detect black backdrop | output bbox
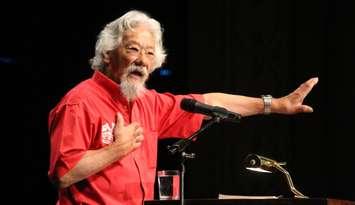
[12,0,355,204]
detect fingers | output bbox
[304,77,318,89]
[294,77,319,99]
[115,112,124,130]
[135,126,144,137]
[305,77,319,91]
[129,128,144,150]
[133,134,144,148]
[120,120,144,148]
[133,126,144,144]
[298,105,314,113]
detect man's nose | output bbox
[134,52,151,68]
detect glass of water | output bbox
[157,170,180,200]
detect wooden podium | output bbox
[145,198,355,205]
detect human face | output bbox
[105,24,156,84]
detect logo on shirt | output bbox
[101,122,115,144]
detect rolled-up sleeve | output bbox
[154,93,205,139]
[48,103,92,181]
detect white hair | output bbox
[90,10,167,70]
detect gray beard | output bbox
[120,79,146,101]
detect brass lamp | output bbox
[244,154,308,198]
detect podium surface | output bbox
[145,198,355,205]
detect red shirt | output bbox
[48,71,204,205]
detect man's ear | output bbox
[102,51,111,64]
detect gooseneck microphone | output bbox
[180,98,242,122]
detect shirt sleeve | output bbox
[48,102,93,181]
[154,92,205,139]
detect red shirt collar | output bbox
[92,70,129,104]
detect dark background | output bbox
[10,0,354,204]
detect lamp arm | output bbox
[273,163,308,198]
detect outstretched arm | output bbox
[203,77,318,117]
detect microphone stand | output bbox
[167,116,222,205]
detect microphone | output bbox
[180,98,242,122]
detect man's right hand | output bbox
[56,112,144,188]
[112,112,144,155]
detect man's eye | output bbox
[147,51,155,56]
[127,47,139,52]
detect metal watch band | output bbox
[261,95,272,114]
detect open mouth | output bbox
[126,65,148,82]
[127,69,147,81]
[130,70,144,77]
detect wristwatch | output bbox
[261,95,272,115]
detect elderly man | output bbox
[48,10,318,205]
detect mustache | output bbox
[127,65,148,77]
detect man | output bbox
[48,10,318,205]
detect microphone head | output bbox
[180,98,197,112]
[180,98,242,122]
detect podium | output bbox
[144,198,355,205]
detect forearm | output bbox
[203,92,280,117]
[58,141,131,188]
